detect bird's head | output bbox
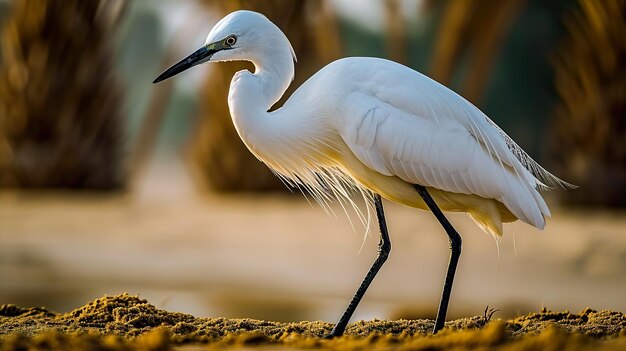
[153,10,296,84]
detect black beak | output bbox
[153,45,216,84]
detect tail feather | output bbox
[500,179,547,230]
[468,201,503,238]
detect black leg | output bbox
[414,184,462,334]
[325,194,391,338]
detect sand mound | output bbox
[1,293,625,350]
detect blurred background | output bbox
[0,0,625,323]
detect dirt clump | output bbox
[1,293,625,350]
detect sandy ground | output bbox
[1,159,626,326]
[1,294,625,350]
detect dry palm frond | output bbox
[385,0,408,65]
[190,0,342,192]
[0,0,125,189]
[430,0,526,104]
[550,0,626,207]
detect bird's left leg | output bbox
[325,193,391,338]
[414,184,462,334]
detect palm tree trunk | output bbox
[0,0,126,190]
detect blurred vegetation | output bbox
[425,0,577,158]
[0,0,623,207]
[384,0,408,65]
[429,0,527,104]
[190,0,342,192]
[0,0,126,189]
[550,0,626,207]
[116,3,167,185]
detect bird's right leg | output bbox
[414,184,462,334]
[324,193,391,338]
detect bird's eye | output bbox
[225,35,237,46]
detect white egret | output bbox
[153,10,574,336]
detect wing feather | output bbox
[337,59,558,228]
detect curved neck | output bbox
[229,44,295,113]
[226,43,297,162]
[224,44,337,180]
[252,54,294,111]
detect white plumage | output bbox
[153,10,574,336]
[217,11,573,238]
[325,57,564,235]
[155,10,573,237]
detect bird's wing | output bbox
[338,58,573,190]
[338,59,551,228]
[341,91,512,198]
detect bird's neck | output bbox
[228,48,294,113]
[226,48,298,164]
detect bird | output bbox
[153,10,574,337]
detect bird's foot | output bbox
[322,327,344,339]
[432,319,445,334]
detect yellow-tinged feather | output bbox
[337,150,515,238]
